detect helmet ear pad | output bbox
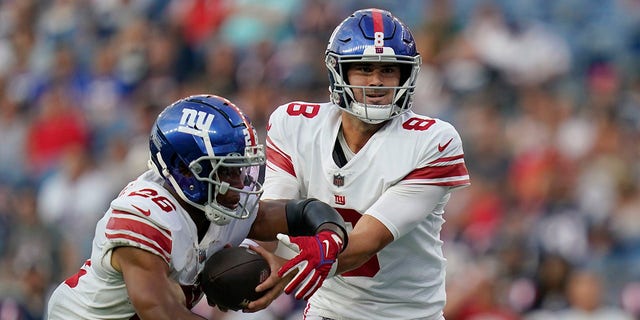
[327,63,352,109]
[168,161,208,205]
[327,68,346,109]
[397,64,416,109]
[151,137,210,206]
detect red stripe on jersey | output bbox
[428,154,465,164]
[433,179,471,187]
[372,9,384,34]
[266,145,296,177]
[106,214,172,256]
[266,136,291,160]
[111,210,172,235]
[265,162,278,172]
[403,163,469,183]
[106,232,171,263]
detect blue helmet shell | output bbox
[149,94,264,224]
[327,9,418,57]
[325,9,422,123]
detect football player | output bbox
[46,95,348,320]
[263,8,470,320]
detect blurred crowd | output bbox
[0,0,639,319]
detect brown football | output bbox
[199,246,270,311]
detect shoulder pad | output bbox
[110,181,184,232]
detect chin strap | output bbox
[205,205,231,225]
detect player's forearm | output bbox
[284,199,348,248]
[250,199,349,248]
[334,235,378,274]
[335,215,393,275]
[135,308,207,320]
[248,199,289,240]
[129,277,205,320]
[133,298,206,320]
[335,248,374,274]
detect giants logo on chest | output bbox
[198,249,207,263]
[332,173,346,205]
[333,173,347,206]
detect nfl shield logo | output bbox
[333,174,344,187]
[198,249,207,263]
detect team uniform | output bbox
[47,170,258,320]
[264,102,470,319]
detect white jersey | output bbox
[47,170,257,320]
[264,102,470,320]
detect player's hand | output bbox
[243,244,290,312]
[276,231,343,300]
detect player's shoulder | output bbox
[267,101,338,144]
[393,112,459,139]
[109,170,185,230]
[390,111,464,157]
[269,101,336,124]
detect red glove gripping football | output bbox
[277,230,343,300]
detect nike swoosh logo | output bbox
[132,205,151,216]
[438,138,454,152]
[331,234,343,247]
[322,239,331,257]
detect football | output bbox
[199,246,271,311]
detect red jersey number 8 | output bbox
[286,103,320,118]
[402,117,435,131]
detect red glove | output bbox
[276,230,343,300]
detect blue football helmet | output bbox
[326,8,422,124]
[148,94,265,225]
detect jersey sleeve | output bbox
[104,194,175,264]
[401,121,470,189]
[263,104,302,199]
[369,119,470,238]
[367,184,449,239]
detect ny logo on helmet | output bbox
[178,108,215,135]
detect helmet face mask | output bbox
[149,95,266,225]
[326,8,422,124]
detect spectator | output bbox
[36,144,117,263]
[556,269,634,320]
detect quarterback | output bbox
[46,95,348,319]
[265,9,470,320]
